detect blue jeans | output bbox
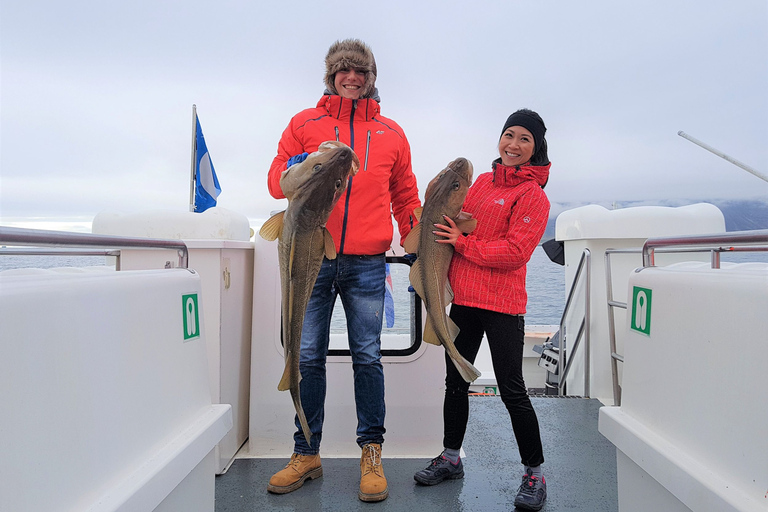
[293,253,387,454]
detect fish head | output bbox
[423,157,474,215]
[280,141,360,201]
[283,142,360,216]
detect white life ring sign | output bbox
[631,286,652,336]
[182,293,200,341]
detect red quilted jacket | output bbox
[449,161,551,315]
[267,95,421,255]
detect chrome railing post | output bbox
[0,227,190,269]
[557,248,591,396]
[584,249,591,397]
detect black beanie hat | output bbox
[500,109,547,153]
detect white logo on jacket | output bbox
[494,198,505,206]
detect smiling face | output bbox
[498,126,535,167]
[334,68,366,99]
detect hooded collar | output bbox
[491,159,551,189]
[318,94,380,122]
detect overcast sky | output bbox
[2,0,767,229]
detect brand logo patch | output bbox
[494,198,505,206]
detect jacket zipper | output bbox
[364,130,371,171]
[334,126,339,142]
[338,100,357,255]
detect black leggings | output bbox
[442,304,545,467]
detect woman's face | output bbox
[498,126,535,167]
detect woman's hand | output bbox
[433,215,462,246]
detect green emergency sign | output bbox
[182,293,200,340]
[630,286,652,336]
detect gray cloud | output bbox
[2,0,766,226]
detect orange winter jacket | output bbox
[268,95,421,255]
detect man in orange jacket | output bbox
[266,38,421,503]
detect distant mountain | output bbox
[714,200,768,232]
[541,198,768,242]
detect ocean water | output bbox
[0,254,109,272]
[331,246,566,333]
[4,246,764,330]
[0,246,567,327]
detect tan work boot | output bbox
[267,453,322,494]
[359,443,388,502]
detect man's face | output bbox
[334,69,366,99]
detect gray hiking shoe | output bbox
[513,468,547,511]
[413,455,464,485]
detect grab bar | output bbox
[557,248,591,396]
[642,229,768,267]
[0,226,189,269]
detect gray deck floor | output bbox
[215,396,617,511]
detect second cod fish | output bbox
[403,157,481,383]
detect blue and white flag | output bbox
[194,116,221,212]
[384,263,395,328]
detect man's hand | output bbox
[403,253,417,265]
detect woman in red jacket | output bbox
[413,109,550,512]
[266,39,421,503]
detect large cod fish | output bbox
[259,141,359,445]
[403,158,482,383]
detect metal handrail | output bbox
[0,226,189,269]
[605,229,768,406]
[557,248,591,396]
[604,248,640,406]
[642,229,768,267]
[0,248,122,257]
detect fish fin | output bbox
[444,317,482,381]
[447,315,460,340]
[454,218,477,234]
[408,263,425,298]
[323,228,337,259]
[444,280,454,305]
[277,359,291,391]
[259,211,285,241]
[403,223,421,254]
[413,206,423,221]
[451,354,483,383]
[422,319,442,346]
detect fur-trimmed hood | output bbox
[324,39,377,99]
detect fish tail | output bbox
[290,385,312,446]
[277,363,291,391]
[451,354,482,383]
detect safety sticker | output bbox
[182,293,200,341]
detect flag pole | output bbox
[189,104,198,211]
